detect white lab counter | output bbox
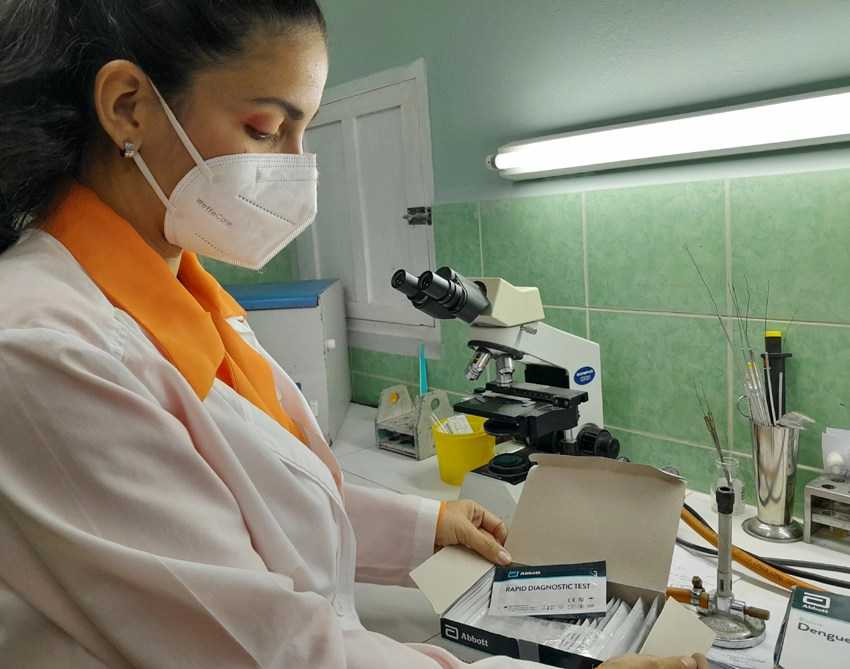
[332,403,850,663]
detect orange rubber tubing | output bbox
[666,587,710,609]
[680,507,826,592]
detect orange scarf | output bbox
[47,184,306,445]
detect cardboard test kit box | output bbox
[412,455,716,668]
[775,586,850,669]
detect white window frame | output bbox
[300,58,441,357]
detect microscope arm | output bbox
[468,322,605,430]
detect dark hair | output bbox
[0,0,326,253]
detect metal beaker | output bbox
[742,422,804,542]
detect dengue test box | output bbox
[412,455,716,668]
[775,586,850,669]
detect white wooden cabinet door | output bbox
[296,63,437,337]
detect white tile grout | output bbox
[538,305,850,329]
[726,320,735,454]
[797,463,825,473]
[725,179,733,313]
[477,200,492,383]
[605,424,824,473]
[581,306,718,319]
[582,191,591,339]
[725,179,735,455]
[608,425,722,451]
[477,201,484,277]
[351,371,415,385]
[762,318,850,329]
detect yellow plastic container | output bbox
[433,416,495,486]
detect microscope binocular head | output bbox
[391,266,490,324]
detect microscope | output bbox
[393,266,619,524]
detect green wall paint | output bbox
[350,168,850,514]
[319,0,850,203]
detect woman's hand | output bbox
[434,499,511,565]
[600,653,710,669]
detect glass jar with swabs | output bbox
[710,457,746,515]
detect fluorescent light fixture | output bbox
[488,87,850,180]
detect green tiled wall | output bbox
[482,195,586,307]
[350,169,850,514]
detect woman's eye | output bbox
[246,126,278,143]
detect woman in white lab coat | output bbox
[0,2,707,668]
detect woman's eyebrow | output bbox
[250,97,320,121]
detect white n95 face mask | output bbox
[132,85,318,271]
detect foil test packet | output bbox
[489,561,607,618]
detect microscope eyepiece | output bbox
[417,267,490,324]
[391,268,455,320]
[418,270,453,302]
[391,270,421,298]
[392,266,490,324]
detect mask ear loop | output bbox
[132,151,179,214]
[130,80,221,213]
[133,81,218,183]
[148,83,218,183]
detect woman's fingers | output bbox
[691,654,710,669]
[476,506,508,545]
[460,522,511,565]
[435,500,511,564]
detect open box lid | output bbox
[412,455,687,615]
[506,455,687,592]
[411,455,715,658]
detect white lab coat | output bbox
[0,231,541,668]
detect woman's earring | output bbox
[120,141,136,159]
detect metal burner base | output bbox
[700,612,767,649]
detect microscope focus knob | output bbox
[573,424,620,459]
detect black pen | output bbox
[763,331,791,418]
